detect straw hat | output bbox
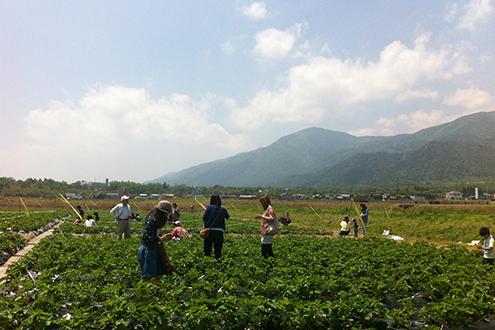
[156,200,173,214]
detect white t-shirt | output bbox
[340,220,349,231]
[483,235,495,259]
[84,219,96,227]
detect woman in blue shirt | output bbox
[203,194,230,259]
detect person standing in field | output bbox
[477,227,495,265]
[202,194,230,259]
[256,195,276,258]
[352,218,359,238]
[137,200,174,280]
[172,203,181,224]
[76,205,85,219]
[360,203,369,236]
[110,195,132,240]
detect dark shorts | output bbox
[483,258,495,265]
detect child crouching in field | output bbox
[339,217,350,236]
[477,227,495,265]
[352,218,359,238]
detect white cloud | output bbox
[349,127,395,137]
[221,41,235,55]
[234,34,470,130]
[443,87,494,110]
[458,0,495,31]
[480,53,494,62]
[20,85,251,181]
[253,23,306,59]
[377,109,447,134]
[444,3,459,22]
[243,2,268,20]
[395,89,439,102]
[353,88,495,136]
[351,109,453,136]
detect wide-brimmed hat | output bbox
[156,200,173,214]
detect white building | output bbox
[445,191,463,200]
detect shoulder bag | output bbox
[265,219,280,235]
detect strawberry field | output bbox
[1,234,495,329]
[1,201,495,329]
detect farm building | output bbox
[65,192,83,200]
[410,196,427,202]
[238,194,257,200]
[445,191,463,200]
[221,194,238,199]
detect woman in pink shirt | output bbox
[255,195,276,258]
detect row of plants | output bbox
[0,211,68,233]
[0,231,26,265]
[1,234,494,329]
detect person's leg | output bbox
[117,220,126,240]
[124,220,131,239]
[261,244,268,258]
[204,234,213,256]
[213,232,224,259]
[268,244,274,257]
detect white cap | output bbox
[174,221,180,226]
[121,195,130,201]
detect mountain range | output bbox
[150,111,495,187]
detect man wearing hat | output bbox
[110,195,133,240]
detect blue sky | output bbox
[1,0,494,182]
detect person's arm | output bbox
[202,208,210,226]
[110,204,118,217]
[111,204,123,219]
[256,207,275,221]
[255,213,271,220]
[224,208,230,220]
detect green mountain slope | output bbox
[150,111,495,187]
[295,141,495,186]
[153,128,367,186]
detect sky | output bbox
[0,0,494,183]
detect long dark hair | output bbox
[259,195,271,210]
[210,194,222,206]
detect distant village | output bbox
[65,186,495,204]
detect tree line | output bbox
[0,176,494,199]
